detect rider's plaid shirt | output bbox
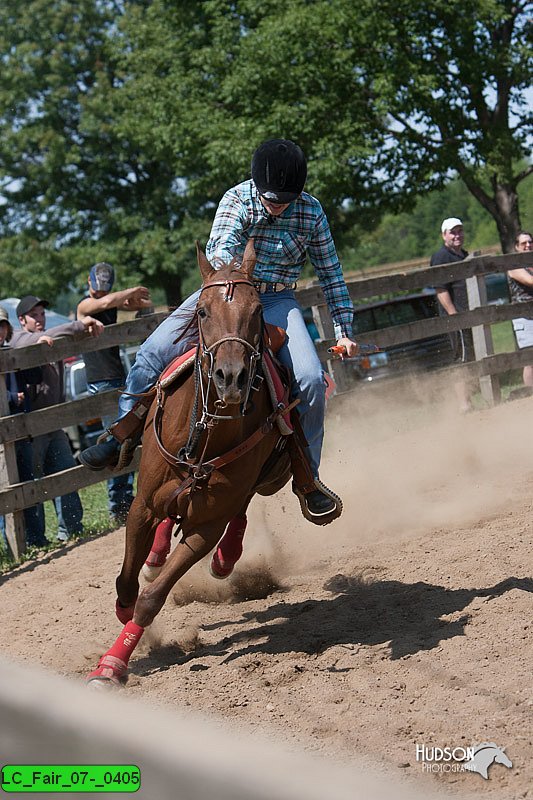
[206,180,354,339]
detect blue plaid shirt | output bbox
[206,180,354,339]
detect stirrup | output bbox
[292,478,343,526]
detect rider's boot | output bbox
[287,422,342,526]
[78,398,152,471]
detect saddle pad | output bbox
[159,347,197,389]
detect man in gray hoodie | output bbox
[11,295,103,542]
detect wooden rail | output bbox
[2,250,533,559]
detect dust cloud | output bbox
[245,371,532,580]
[153,371,532,603]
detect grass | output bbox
[489,320,523,400]
[0,478,127,572]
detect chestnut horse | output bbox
[87,240,293,687]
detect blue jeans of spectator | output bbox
[116,289,325,476]
[88,379,134,518]
[0,438,46,550]
[32,429,83,540]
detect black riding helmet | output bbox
[251,139,307,203]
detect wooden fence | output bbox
[1,250,533,559]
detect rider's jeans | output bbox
[117,289,325,476]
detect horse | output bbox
[87,240,295,687]
[464,743,513,779]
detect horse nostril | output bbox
[215,368,225,384]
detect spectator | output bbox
[507,231,533,387]
[76,263,152,524]
[431,217,474,413]
[11,295,103,542]
[0,305,47,549]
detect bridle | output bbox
[154,275,266,469]
[152,273,297,521]
[195,277,263,423]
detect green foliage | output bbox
[0,0,530,309]
[0,480,123,571]
[340,173,532,271]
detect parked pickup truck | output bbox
[349,290,456,383]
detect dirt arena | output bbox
[0,375,531,799]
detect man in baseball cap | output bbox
[430,216,473,413]
[16,295,50,318]
[11,294,103,543]
[89,262,115,294]
[77,264,152,524]
[441,217,463,234]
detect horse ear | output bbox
[240,238,256,280]
[196,241,216,283]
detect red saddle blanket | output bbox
[158,346,293,434]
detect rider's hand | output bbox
[123,287,152,311]
[336,337,359,358]
[81,317,105,337]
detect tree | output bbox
[357,0,532,252]
[0,0,205,306]
[117,0,531,252]
[0,0,530,310]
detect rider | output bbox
[78,139,358,518]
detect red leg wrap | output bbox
[86,621,144,685]
[145,517,174,568]
[210,516,247,579]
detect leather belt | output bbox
[254,281,297,293]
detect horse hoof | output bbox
[142,563,162,583]
[115,599,136,624]
[86,655,127,688]
[209,552,235,580]
[86,676,121,691]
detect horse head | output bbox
[196,239,263,406]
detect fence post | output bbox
[311,304,350,393]
[0,374,26,560]
[466,269,501,405]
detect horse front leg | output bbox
[115,496,158,624]
[86,521,224,689]
[133,522,225,626]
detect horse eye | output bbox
[197,307,207,319]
